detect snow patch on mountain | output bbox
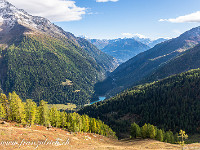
[0,16,3,22]
[0,0,65,37]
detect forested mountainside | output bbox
[79,69,200,138]
[0,0,118,105]
[95,26,200,98]
[143,43,200,84]
[77,37,118,74]
[101,38,150,63]
[0,34,103,105]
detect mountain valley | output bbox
[95,26,200,98]
[88,37,167,63]
[0,0,200,149]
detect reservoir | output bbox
[90,96,106,105]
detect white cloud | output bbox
[121,33,133,38]
[132,33,147,39]
[121,33,148,39]
[96,0,119,2]
[159,11,200,23]
[8,0,86,22]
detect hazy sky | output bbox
[10,0,200,40]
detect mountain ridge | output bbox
[0,0,118,105]
[88,37,168,50]
[95,26,200,98]
[101,38,150,63]
[143,43,200,83]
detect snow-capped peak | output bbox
[0,0,9,8]
[132,33,148,39]
[0,0,65,36]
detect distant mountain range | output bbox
[0,0,118,104]
[132,36,168,48]
[87,39,112,50]
[88,37,167,63]
[101,38,150,63]
[95,26,200,97]
[87,39,114,50]
[88,37,168,50]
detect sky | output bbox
[9,0,200,40]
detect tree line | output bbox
[131,122,180,144]
[0,92,116,138]
[79,69,200,138]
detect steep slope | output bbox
[79,69,200,137]
[77,37,118,75]
[1,34,103,105]
[95,26,200,97]
[144,43,200,83]
[101,38,150,63]
[0,0,118,74]
[0,0,118,105]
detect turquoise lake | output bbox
[90,96,106,104]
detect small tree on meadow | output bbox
[131,122,141,138]
[178,130,188,150]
